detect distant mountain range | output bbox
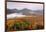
[7,8,43,15]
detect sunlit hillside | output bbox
[6,15,44,31]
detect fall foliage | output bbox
[6,15,44,31]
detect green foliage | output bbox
[7,18,32,31]
[14,20,31,30]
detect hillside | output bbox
[7,8,43,15]
[6,15,44,31]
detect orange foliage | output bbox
[6,15,44,30]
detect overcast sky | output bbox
[7,2,43,10]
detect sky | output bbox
[7,2,43,10]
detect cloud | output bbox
[7,2,43,10]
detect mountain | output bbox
[33,10,43,15]
[7,9,18,14]
[7,8,43,15]
[7,8,32,15]
[19,8,32,15]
